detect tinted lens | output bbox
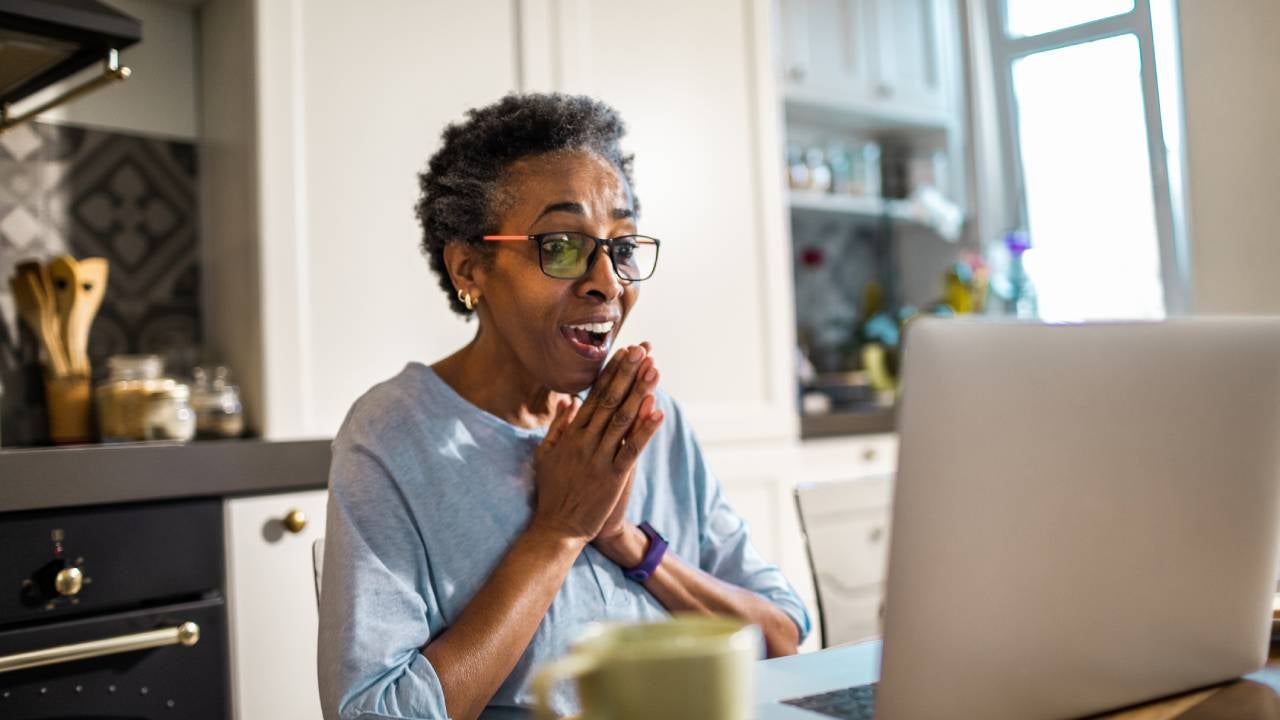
[539,232,592,278]
[611,236,659,280]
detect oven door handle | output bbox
[0,621,200,674]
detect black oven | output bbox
[0,498,229,718]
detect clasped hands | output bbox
[531,342,663,556]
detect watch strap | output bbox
[623,521,668,582]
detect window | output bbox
[1004,0,1134,38]
[986,0,1188,321]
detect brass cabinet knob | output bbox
[55,566,83,596]
[282,509,307,534]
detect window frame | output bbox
[984,0,1191,316]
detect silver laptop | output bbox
[758,318,1280,719]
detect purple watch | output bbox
[622,521,668,582]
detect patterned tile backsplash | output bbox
[0,121,201,446]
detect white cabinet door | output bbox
[774,0,959,123]
[872,0,952,116]
[204,0,520,440]
[225,490,328,720]
[778,0,877,105]
[520,0,798,445]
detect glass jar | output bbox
[96,355,189,442]
[804,146,833,193]
[191,366,245,439]
[144,384,196,442]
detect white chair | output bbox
[312,536,325,606]
[794,475,893,647]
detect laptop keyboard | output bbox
[781,683,877,719]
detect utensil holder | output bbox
[46,375,93,444]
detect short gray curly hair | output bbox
[415,93,639,317]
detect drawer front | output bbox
[0,499,223,626]
[796,434,899,482]
[846,436,897,478]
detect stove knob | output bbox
[55,566,83,596]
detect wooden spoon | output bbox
[10,270,69,377]
[47,255,83,375]
[68,258,108,375]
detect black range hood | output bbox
[0,0,141,119]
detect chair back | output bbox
[312,536,325,606]
[794,475,892,647]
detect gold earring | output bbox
[458,288,476,311]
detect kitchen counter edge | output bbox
[0,439,332,513]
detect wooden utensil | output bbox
[21,261,65,368]
[65,257,108,375]
[10,266,70,377]
[47,255,83,374]
[26,261,71,375]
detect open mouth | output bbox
[560,319,615,361]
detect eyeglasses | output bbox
[483,231,661,282]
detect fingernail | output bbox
[628,346,644,362]
[652,410,665,423]
[644,367,657,382]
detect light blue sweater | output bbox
[318,363,810,719]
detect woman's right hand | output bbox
[531,344,663,542]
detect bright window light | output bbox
[1005,0,1134,38]
[1012,33,1166,321]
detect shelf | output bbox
[801,406,897,439]
[787,190,964,241]
[783,93,956,137]
[787,191,912,221]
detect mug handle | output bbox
[532,652,599,720]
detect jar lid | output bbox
[107,354,164,380]
[148,382,190,401]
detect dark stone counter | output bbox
[0,439,331,513]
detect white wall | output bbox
[1178,0,1280,314]
[28,0,200,139]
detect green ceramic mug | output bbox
[532,615,760,720]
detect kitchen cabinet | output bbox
[196,0,886,672]
[777,0,960,126]
[777,0,878,107]
[224,489,328,720]
[201,0,520,442]
[873,0,954,118]
[201,0,797,446]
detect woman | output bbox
[318,93,810,720]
